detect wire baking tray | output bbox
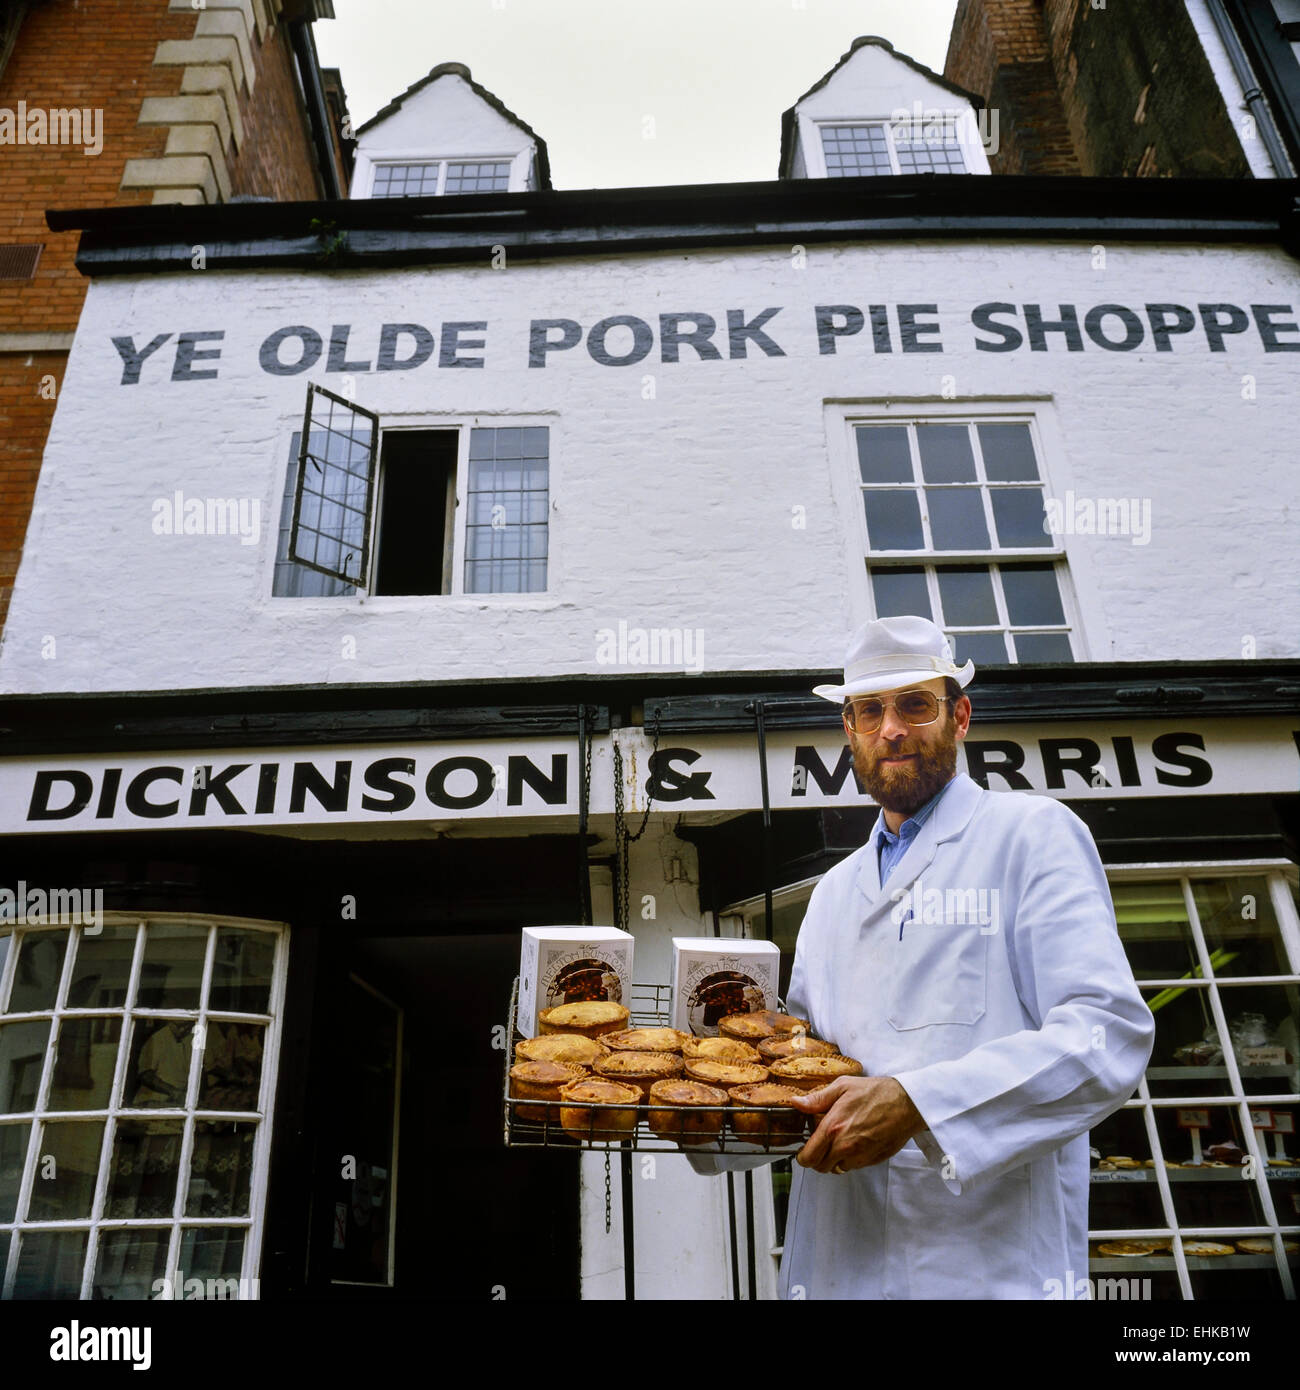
[502,977,810,1152]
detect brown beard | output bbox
[850,711,959,817]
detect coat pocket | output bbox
[886,920,990,1030]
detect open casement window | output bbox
[287,384,380,589]
[277,386,550,598]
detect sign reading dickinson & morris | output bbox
[1,720,1295,833]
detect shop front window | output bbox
[0,915,285,1300]
[1092,864,1300,1300]
[732,860,1300,1297]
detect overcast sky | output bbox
[314,0,961,190]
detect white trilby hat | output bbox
[813,615,975,702]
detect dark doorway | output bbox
[307,927,581,1301]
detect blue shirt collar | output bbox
[876,774,958,848]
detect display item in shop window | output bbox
[687,615,1156,1300]
[131,1020,193,1106]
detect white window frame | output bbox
[358,152,523,199]
[805,111,990,178]
[825,400,1100,663]
[0,912,289,1301]
[725,859,1300,1299]
[266,408,559,606]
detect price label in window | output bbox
[1249,1109,1274,1130]
[1177,1108,1210,1129]
[1272,1112,1294,1136]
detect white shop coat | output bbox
[694,773,1154,1300]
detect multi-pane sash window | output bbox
[0,916,285,1300]
[277,385,549,597]
[855,419,1074,664]
[821,122,967,176]
[370,160,510,198]
[465,427,549,593]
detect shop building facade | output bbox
[0,37,1298,1300]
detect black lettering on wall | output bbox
[377,323,435,371]
[727,307,785,358]
[1083,305,1143,352]
[289,760,352,813]
[361,758,417,812]
[971,303,1022,353]
[791,746,859,797]
[963,740,1031,789]
[188,764,250,815]
[814,305,863,356]
[659,313,722,363]
[259,325,323,376]
[528,319,582,367]
[1040,738,1104,789]
[426,757,494,809]
[28,770,93,821]
[897,304,942,353]
[171,330,224,382]
[125,767,183,818]
[508,753,568,806]
[1152,733,1212,787]
[111,333,172,385]
[439,322,487,369]
[587,315,654,367]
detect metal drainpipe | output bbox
[1205,0,1296,177]
[289,18,344,201]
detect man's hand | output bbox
[790,1076,927,1174]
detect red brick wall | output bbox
[228,16,322,201]
[0,0,335,636]
[945,0,1250,177]
[944,0,1080,174]
[0,0,194,337]
[0,351,63,629]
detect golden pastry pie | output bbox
[515,1033,608,1067]
[1182,1241,1234,1257]
[537,1000,629,1038]
[728,1082,807,1143]
[683,1059,769,1092]
[594,1049,683,1101]
[767,1055,864,1092]
[1096,1161,1117,1171]
[601,1027,689,1054]
[1096,1240,1161,1257]
[509,1059,588,1124]
[647,1080,729,1144]
[1107,1157,1142,1171]
[558,1077,641,1140]
[1235,1237,1298,1254]
[757,1034,840,1063]
[718,1010,811,1041]
[681,1036,762,1066]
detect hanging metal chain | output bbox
[578,705,595,925]
[612,711,660,932]
[604,1149,612,1234]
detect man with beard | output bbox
[687,615,1153,1299]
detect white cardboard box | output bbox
[517,926,634,1038]
[671,937,781,1036]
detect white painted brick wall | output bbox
[2,238,1297,695]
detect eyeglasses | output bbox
[844,690,955,733]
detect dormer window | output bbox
[370,159,512,197]
[821,121,967,176]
